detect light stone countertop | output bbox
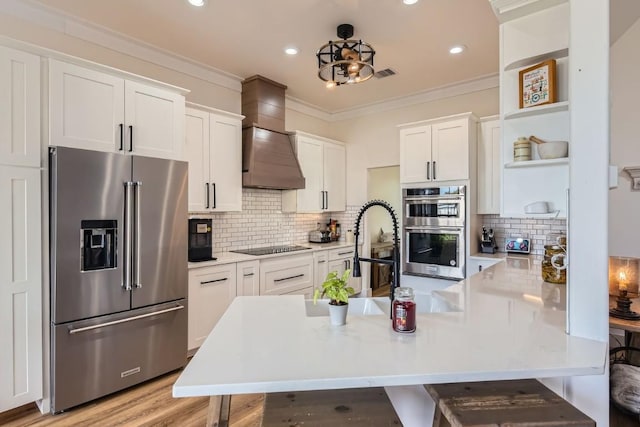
[174,258,606,397]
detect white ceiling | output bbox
[31,0,500,113]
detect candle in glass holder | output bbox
[619,271,628,292]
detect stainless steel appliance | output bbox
[308,229,331,243]
[403,186,466,279]
[189,218,216,262]
[49,146,188,413]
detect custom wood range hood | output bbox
[241,75,305,190]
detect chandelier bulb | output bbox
[326,81,336,89]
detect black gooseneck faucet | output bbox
[351,200,400,318]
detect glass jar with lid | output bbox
[541,232,567,284]
[393,287,416,333]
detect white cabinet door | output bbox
[431,119,469,182]
[313,250,329,294]
[260,254,314,296]
[400,125,431,183]
[323,142,346,212]
[209,113,242,211]
[188,264,237,351]
[327,247,361,295]
[477,119,501,214]
[295,136,324,212]
[185,108,210,212]
[237,260,260,296]
[124,81,185,160]
[49,60,125,153]
[0,47,40,167]
[0,166,42,411]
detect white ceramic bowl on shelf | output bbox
[537,141,568,159]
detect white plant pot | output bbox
[328,303,348,326]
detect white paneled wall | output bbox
[480,215,566,256]
[193,188,360,253]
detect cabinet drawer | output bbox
[260,254,313,296]
[328,246,355,261]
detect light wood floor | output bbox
[0,370,264,427]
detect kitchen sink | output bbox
[372,292,460,314]
[304,293,459,317]
[304,298,385,317]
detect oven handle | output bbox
[404,195,463,202]
[405,226,464,232]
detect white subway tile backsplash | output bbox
[192,188,360,253]
[480,214,566,256]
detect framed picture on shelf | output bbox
[519,59,556,109]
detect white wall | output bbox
[609,16,640,257]
[367,167,401,243]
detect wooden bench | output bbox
[425,379,595,427]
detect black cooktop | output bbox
[231,245,311,256]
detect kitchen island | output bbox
[173,257,606,426]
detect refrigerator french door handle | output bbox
[67,305,185,334]
[133,181,143,289]
[123,182,135,291]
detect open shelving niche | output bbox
[499,2,570,219]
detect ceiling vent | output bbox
[374,68,397,79]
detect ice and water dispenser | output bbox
[80,220,117,271]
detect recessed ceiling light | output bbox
[449,45,466,54]
[284,47,299,55]
[188,0,206,6]
[403,0,419,4]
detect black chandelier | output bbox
[316,24,375,88]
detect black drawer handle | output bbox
[201,278,228,285]
[274,274,304,283]
[243,273,254,277]
[317,260,326,264]
[338,251,353,256]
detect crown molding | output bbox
[287,73,499,122]
[0,0,243,92]
[489,0,567,23]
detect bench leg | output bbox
[206,395,231,427]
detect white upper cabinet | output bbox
[185,105,243,212]
[399,114,475,184]
[49,59,185,160]
[282,132,346,213]
[477,117,501,214]
[0,46,40,167]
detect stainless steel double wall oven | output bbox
[403,186,466,280]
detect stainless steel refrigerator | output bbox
[49,146,188,413]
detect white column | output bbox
[567,0,609,425]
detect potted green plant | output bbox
[313,269,354,326]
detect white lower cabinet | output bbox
[237,260,260,296]
[0,165,42,411]
[313,251,329,295]
[327,247,361,295]
[259,254,314,296]
[466,257,504,277]
[188,263,237,351]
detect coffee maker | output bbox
[188,218,216,262]
[481,226,497,254]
